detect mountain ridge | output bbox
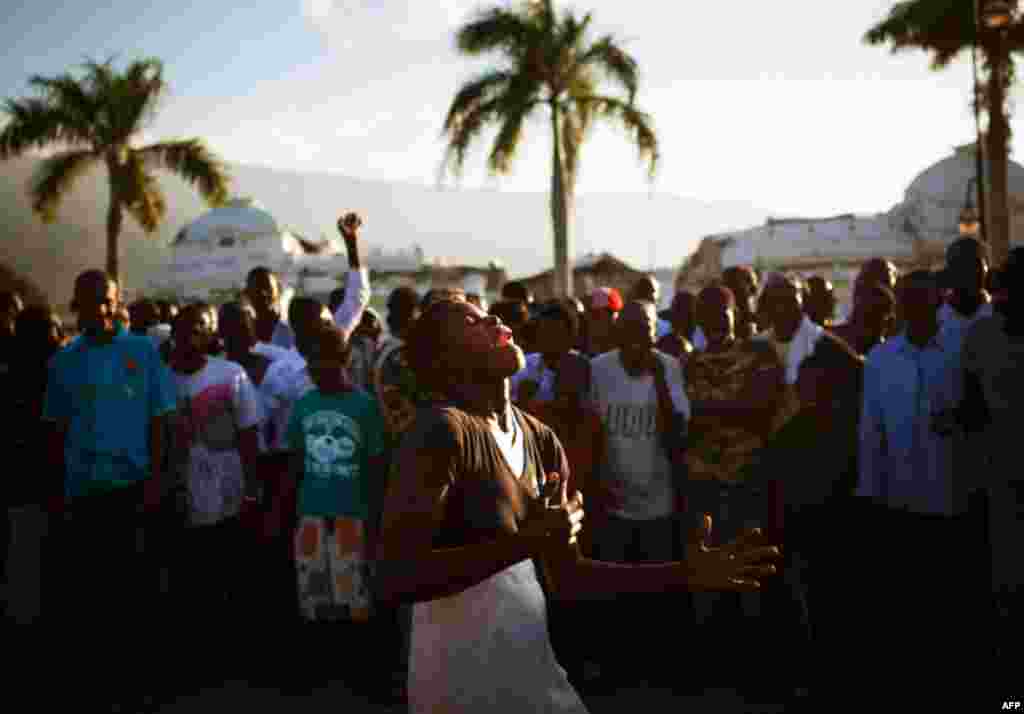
[0,156,772,308]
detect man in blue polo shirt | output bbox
[43,271,176,681]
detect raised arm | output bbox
[333,212,371,338]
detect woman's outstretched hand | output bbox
[685,514,781,591]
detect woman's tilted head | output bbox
[407,299,525,395]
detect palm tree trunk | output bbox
[550,102,573,298]
[106,198,123,287]
[986,38,1012,267]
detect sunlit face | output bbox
[172,309,213,361]
[74,278,119,336]
[441,301,524,379]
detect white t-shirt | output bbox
[260,352,315,451]
[173,358,264,526]
[589,349,690,520]
[490,408,525,479]
[754,316,825,385]
[252,341,294,363]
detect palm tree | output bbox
[866,0,1024,266]
[0,57,230,287]
[441,0,659,298]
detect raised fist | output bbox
[337,212,363,240]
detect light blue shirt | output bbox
[43,327,177,498]
[857,329,962,515]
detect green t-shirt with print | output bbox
[286,388,386,520]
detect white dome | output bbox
[902,143,1024,245]
[175,197,281,246]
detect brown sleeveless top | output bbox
[395,402,570,551]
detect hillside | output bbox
[0,156,771,307]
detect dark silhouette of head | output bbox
[306,323,352,393]
[289,296,331,358]
[856,258,898,294]
[386,286,421,339]
[0,290,24,339]
[501,281,532,304]
[328,287,347,314]
[722,267,758,313]
[128,299,161,335]
[71,270,119,337]
[630,275,660,305]
[804,276,836,327]
[617,300,658,359]
[245,266,281,318]
[940,237,989,299]
[667,290,697,337]
[896,270,941,339]
[219,299,258,357]
[533,300,579,360]
[758,273,805,342]
[14,304,63,358]
[696,283,736,349]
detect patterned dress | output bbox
[294,515,373,622]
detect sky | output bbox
[0,1,1014,224]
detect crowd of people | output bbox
[0,210,1020,711]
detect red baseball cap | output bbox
[589,287,624,312]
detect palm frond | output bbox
[443,70,515,132]
[488,104,531,175]
[114,58,166,140]
[440,97,506,182]
[27,149,98,222]
[442,66,543,181]
[573,94,659,180]
[864,0,975,69]
[575,35,639,103]
[0,98,93,158]
[120,152,167,232]
[27,72,98,143]
[456,7,540,57]
[135,138,230,205]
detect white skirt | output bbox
[408,559,589,714]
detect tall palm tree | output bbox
[866,0,1024,266]
[441,0,659,298]
[0,57,230,287]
